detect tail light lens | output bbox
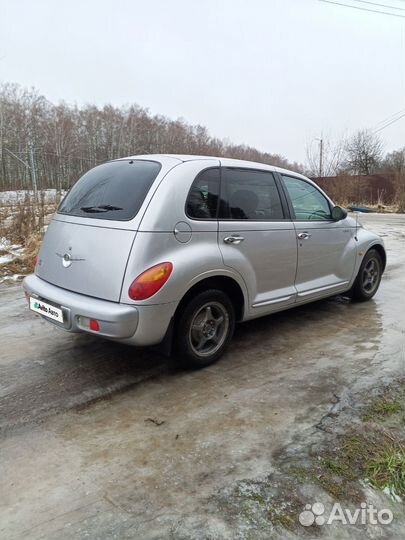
[128,262,173,300]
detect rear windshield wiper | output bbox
[80,204,123,213]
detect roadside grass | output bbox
[331,428,405,498]
[0,233,42,278]
[311,382,405,502]
[225,421,405,536]
[217,477,309,534]
[267,499,298,531]
[282,428,405,515]
[0,194,58,280]
[363,398,402,421]
[367,445,405,497]
[216,384,405,535]
[362,383,405,424]
[285,384,405,509]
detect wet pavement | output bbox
[0,214,404,539]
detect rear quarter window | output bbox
[58,160,161,221]
[186,168,220,219]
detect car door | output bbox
[280,174,357,301]
[218,166,298,315]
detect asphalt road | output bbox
[0,213,404,540]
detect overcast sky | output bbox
[0,0,404,164]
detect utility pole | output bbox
[4,147,38,201]
[319,138,323,178]
[28,142,38,200]
[314,137,324,177]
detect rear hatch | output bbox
[36,159,162,302]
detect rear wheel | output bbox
[175,289,235,369]
[350,249,383,301]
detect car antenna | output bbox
[354,211,359,241]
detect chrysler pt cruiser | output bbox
[23,155,386,368]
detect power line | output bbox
[319,0,405,17]
[351,0,405,11]
[374,108,405,127]
[373,112,405,133]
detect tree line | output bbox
[306,130,404,179]
[306,130,404,208]
[0,83,302,191]
[1,82,403,208]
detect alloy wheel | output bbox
[189,301,229,357]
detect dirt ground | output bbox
[0,214,404,540]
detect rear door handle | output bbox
[223,235,245,245]
[297,232,311,240]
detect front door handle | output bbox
[297,232,312,240]
[223,235,245,245]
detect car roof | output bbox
[118,154,309,181]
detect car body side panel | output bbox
[350,225,386,282]
[120,230,249,309]
[292,217,358,300]
[121,159,240,307]
[218,222,298,313]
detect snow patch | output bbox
[0,237,24,266]
[0,189,66,205]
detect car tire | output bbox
[174,289,235,369]
[349,249,383,302]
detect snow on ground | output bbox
[0,189,66,205]
[0,238,24,256]
[0,253,14,265]
[0,190,59,283]
[0,237,25,284]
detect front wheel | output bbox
[174,289,235,369]
[349,249,383,302]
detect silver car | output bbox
[23,155,386,368]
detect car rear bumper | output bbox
[22,274,176,346]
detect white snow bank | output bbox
[0,237,24,265]
[0,189,66,205]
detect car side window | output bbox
[186,168,220,219]
[281,175,332,221]
[219,168,284,220]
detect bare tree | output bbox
[381,147,405,174]
[306,136,346,177]
[0,83,305,191]
[344,130,383,175]
[381,147,405,211]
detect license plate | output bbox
[30,297,64,323]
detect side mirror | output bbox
[331,205,348,221]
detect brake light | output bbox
[128,262,173,300]
[34,255,38,268]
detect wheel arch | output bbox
[368,243,386,271]
[157,274,247,357]
[174,275,245,323]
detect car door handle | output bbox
[297,232,312,240]
[223,235,245,245]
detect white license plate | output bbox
[30,297,64,323]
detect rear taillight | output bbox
[34,255,38,268]
[128,262,173,300]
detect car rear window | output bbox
[58,160,161,221]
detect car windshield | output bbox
[58,160,161,221]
